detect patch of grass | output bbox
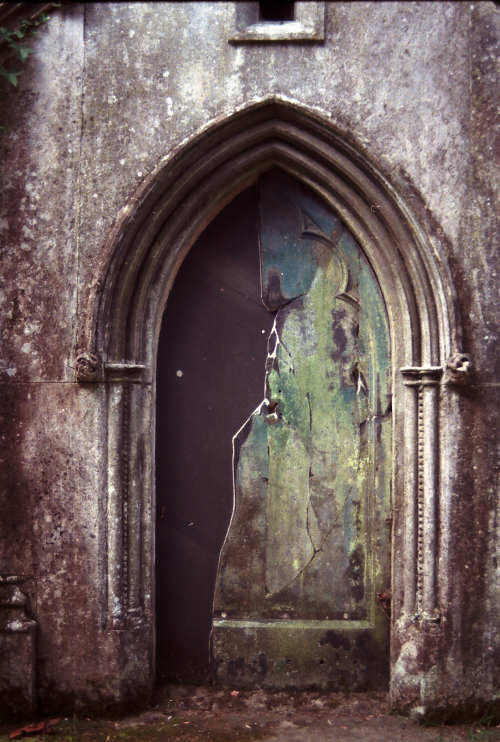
[465,705,500,741]
[0,716,268,742]
[466,729,500,742]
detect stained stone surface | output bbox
[0,0,499,718]
[213,172,391,689]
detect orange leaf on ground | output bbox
[9,718,60,739]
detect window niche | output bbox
[259,2,295,22]
[230,1,325,43]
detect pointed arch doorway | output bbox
[83,101,465,709]
[156,169,391,689]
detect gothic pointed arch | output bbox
[76,98,469,704]
[81,99,462,370]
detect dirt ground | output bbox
[2,688,500,742]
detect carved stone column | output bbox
[401,370,419,618]
[75,355,155,707]
[400,367,442,621]
[421,370,441,618]
[104,363,150,629]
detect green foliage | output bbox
[8,42,35,65]
[0,3,62,90]
[466,729,500,741]
[0,66,24,86]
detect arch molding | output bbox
[77,99,469,707]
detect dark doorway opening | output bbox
[155,171,391,689]
[155,186,276,683]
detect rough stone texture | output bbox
[433,0,500,714]
[75,1,472,314]
[1,0,500,719]
[0,578,37,718]
[0,5,83,383]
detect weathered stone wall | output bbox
[0,0,499,718]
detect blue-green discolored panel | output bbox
[213,171,391,690]
[259,171,344,311]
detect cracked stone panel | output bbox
[213,171,391,687]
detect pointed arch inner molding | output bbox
[76,100,470,685]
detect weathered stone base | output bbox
[212,620,388,691]
[0,578,37,719]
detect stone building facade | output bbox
[1,0,500,720]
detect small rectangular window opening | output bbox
[259,2,295,22]
[230,1,324,44]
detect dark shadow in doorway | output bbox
[155,186,276,683]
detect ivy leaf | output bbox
[8,42,35,63]
[16,19,37,37]
[0,66,24,87]
[0,27,14,41]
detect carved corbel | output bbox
[444,353,472,386]
[75,351,100,382]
